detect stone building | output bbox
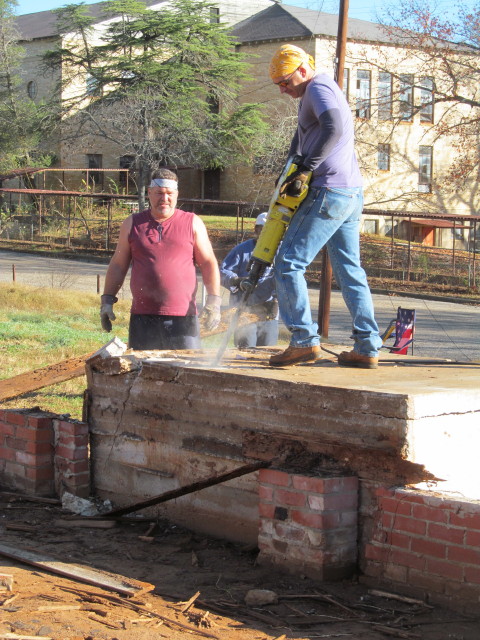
[13,1,480,228]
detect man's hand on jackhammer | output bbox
[279,166,311,197]
[200,294,222,331]
[100,294,118,332]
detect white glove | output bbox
[200,294,222,331]
[100,294,118,332]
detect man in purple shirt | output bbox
[268,44,382,369]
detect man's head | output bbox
[148,168,179,219]
[270,44,315,99]
[254,212,268,238]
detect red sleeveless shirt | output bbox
[128,208,197,315]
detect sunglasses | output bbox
[274,65,300,88]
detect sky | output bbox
[14,0,470,24]
[12,0,400,21]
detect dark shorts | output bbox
[128,314,201,350]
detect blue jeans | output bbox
[274,186,382,356]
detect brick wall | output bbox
[257,468,359,580]
[363,487,480,612]
[0,409,90,498]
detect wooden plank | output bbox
[0,337,127,402]
[0,353,94,402]
[0,543,153,597]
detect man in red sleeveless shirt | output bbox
[100,168,221,349]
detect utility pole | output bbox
[318,0,349,338]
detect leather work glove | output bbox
[229,276,243,291]
[200,294,222,331]
[279,166,311,197]
[100,294,118,332]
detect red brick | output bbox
[394,515,427,536]
[428,522,465,545]
[389,531,411,550]
[16,451,52,466]
[340,511,357,527]
[65,484,90,499]
[412,504,448,524]
[0,423,15,437]
[0,446,17,461]
[449,512,480,530]
[375,487,395,498]
[4,461,26,477]
[379,497,412,516]
[58,434,88,448]
[259,468,291,487]
[392,491,427,505]
[259,503,275,519]
[27,415,54,429]
[5,437,27,451]
[383,562,408,584]
[379,512,394,529]
[4,411,27,426]
[464,566,480,585]
[390,549,426,571]
[275,488,306,507]
[55,444,88,461]
[448,545,480,566]
[55,420,88,437]
[16,426,52,443]
[292,475,357,493]
[411,538,447,559]
[274,522,305,543]
[444,581,480,602]
[291,510,326,529]
[427,558,464,581]
[365,544,390,562]
[323,493,358,510]
[465,530,480,547]
[24,465,54,482]
[24,441,53,455]
[258,485,273,501]
[409,568,447,594]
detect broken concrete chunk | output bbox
[0,573,14,591]
[244,589,278,606]
[61,492,99,516]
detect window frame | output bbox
[356,70,371,119]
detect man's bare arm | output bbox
[192,215,220,296]
[103,216,133,296]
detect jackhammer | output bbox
[212,156,312,366]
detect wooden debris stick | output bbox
[53,518,117,529]
[179,590,201,613]
[1,594,18,607]
[368,589,434,608]
[279,593,361,618]
[35,605,83,612]
[0,352,94,402]
[6,523,37,533]
[0,492,60,505]
[0,543,153,597]
[0,635,53,640]
[99,460,270,518]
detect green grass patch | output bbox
[0,282,131,419]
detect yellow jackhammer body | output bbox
[212,157,311,366]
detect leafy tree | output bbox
[361,0,480,208]
[44,0,267,207]
[0,0,54,174]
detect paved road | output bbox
[1,250,479,362]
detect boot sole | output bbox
[338,361,378,369]
[269,355,322,367]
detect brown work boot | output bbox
[338,350,378,369]
[269,345,321,367]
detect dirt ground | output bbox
[1,494,479,640]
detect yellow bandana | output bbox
[269,44,315,80]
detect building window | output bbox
[364,218,379,234]
[356,70,371,119]
[119,155,135,189]
[378,72,392,120]
[210,7,220,23]
[399,74,414,121]
[27,80,37,100]
[378,144,390,171]
[418,146,433,192]
[420,76,434,123]
[343,68,349,101]
[86,154,103,188]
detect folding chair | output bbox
[381,307,416,355]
